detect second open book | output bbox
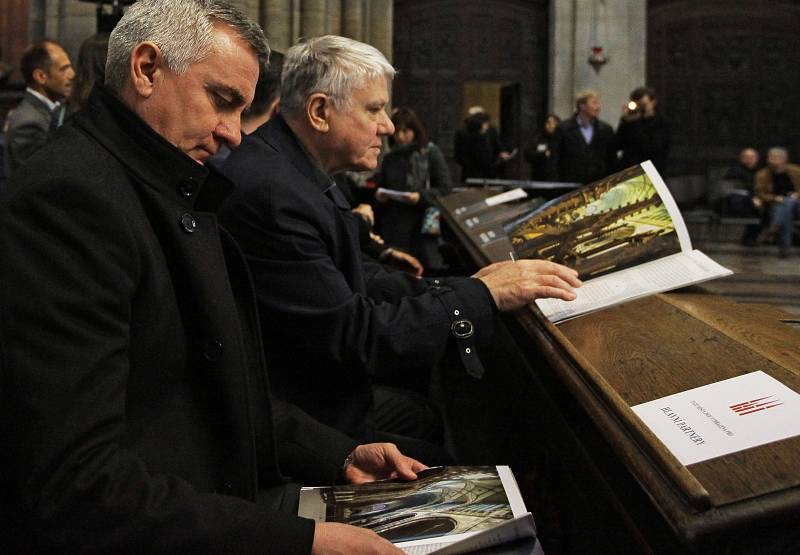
[503,161,732,323]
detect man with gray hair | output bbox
[1,2,423,553]
[218,36,580,460]
[755,147,800,257]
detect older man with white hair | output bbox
[219,36,580,461]
[1,2,425,553]
[755,147,800,257]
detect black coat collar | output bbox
[75,84,233,211]
[254,115,332,195]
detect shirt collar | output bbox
[26,87,58,111]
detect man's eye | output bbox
[214,94,234,109]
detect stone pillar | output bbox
[367,0,392,62]
[341,0,364,42]
[300,0,326,38]
[263,0,294,52]
[42,0,96,62]
[549,0,646,129]
[325,0,342,35]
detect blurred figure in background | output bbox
[523,113,560,182]
[375,106,451,273]
[755,147,800,258]
[549,90,615,184]
[719,147,764,246]
[615,86,670,173]
[64,33,109,115]
[454,106,514,182]
[4,39,74,176]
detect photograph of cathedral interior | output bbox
[1,1,799,554]
[311,466,514,544]
[507,164,681,280]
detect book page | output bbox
[505,163,685,282]
[640,160,693,253]
[536,250,732,323]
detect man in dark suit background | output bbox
[549,89,617,184]
[218,36,581,460]
[3,39,74,176]
[0,2,423,553]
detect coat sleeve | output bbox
[0,177,315,554]
[219,174,497,382]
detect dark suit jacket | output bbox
[549,115,617,184]
[218,116,496,438]
[0,85,356,553]
[3,90,54,175]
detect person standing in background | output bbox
[3,39,74,175]
[549,90,616,184]
[615,86,670,173]
[523,113,560,182]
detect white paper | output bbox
[484,187,527,206]
[535,249,732,323]
[631,371,800,466]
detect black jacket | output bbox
[549,115,617,184]
[0,85,356,553]
[218,116,496,438]
[615,113,670,173]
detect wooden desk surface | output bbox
[439,189,800,546]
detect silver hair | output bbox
[768,147,789,159]
[280,35,395,117]
[105,0,269,93]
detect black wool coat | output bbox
[218,116,496,439]
[0,85,356,553]
[549,115,617,184]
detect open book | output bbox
[298,465,538,554]
[503,161,732,323]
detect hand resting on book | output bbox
[474,260,581,311]
[343,442,428,485]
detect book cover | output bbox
[298,465,536,554]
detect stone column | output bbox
[263,0,293,52]
[549,0,646,128]
[325,0,342,35]
[341,0,364,42]
[300,0,326,39]
[367,0,392,62]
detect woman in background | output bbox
[524,113,560,182]
[66,33,109,114]
[375,107,452,274]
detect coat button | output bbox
[203,340,223,362]
[180,213,197,233]
[179,177,199,198]
[450,319,475,339]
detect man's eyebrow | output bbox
[206,83,246,105]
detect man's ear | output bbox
[31,67,48,87]
[306,93,331,133]
[129,42,162,99]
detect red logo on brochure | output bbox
[729,395,783,416]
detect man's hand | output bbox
[752,197,763,209]
[474,260,581,311]
[312,522,404,554]
[775,195,785,203]
[384,248,424,277]
[352,203,375,227]
[343,443,428,484]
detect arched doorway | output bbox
[393,0,549,180]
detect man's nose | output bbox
[215,116,243,148]
[380,111,395,136]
